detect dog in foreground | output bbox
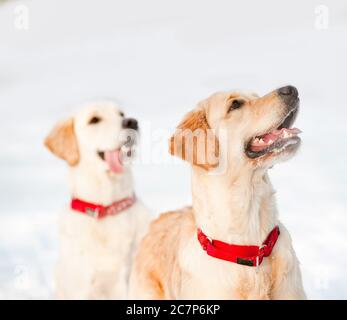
[45,101,151,299]
[129,86,306,299]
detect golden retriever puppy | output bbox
[45,101,152,299]
[129,86,306,299]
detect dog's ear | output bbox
[169,108,219,170]
[44,118,80,166]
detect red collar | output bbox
[71,194,136,219]
[197,226,280,267]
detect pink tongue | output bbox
[250,127,302,151]
[262,127,301,143]
[104,149,123,173]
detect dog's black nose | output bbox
[277,86,298,106]
[122,118,138,130]
[278,85,298,97]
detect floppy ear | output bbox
[44,118,80,166]
[169,108,219,170]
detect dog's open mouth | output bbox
[246,107,302,159]
[98,149,123,173]
[97,136,136,173]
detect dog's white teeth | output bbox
[259,138,264,144]
[282,131,293,139]
[268,139,274,144]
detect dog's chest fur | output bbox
[178,235,277,299]
[61,206,136,251]
[57,203,145,299]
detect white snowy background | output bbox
[0,0,346,299]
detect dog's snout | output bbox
[122,118,138,130]
[277,86,298,106]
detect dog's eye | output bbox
[228,100,244,113]
[88,116,101,125]
[119,111,125,117]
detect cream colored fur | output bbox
[45,102,152,299]
[129,89,306,300]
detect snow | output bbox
[0,0,346,299]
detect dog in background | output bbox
[45,101,152,299]
[129,86,306,299]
